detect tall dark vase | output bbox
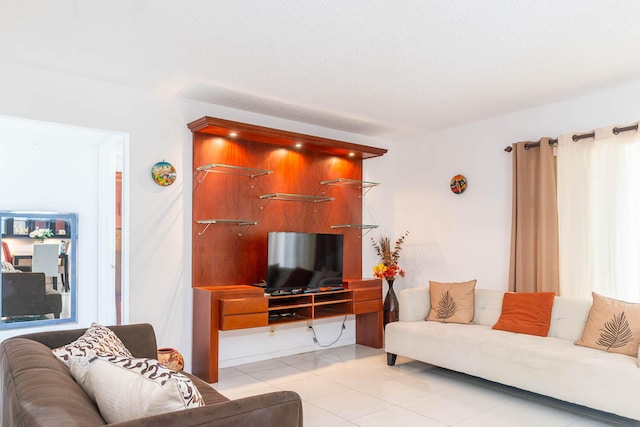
[383,278,399,327]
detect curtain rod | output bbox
[503,123,639,152]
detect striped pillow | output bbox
[69,355,204,423]
[52,323,132,365]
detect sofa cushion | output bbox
[69,355,205,424]
[546,295,591,341]
[575,292,640,357]
[52,322,133,365]
[492,292,555,337]
[426,280,476,324]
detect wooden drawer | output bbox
[352,287,382,302]
[353,300,382,315]
[220,298,268,315]
[219,298,268,330]
[220,313,268,330]
[343,278,381,289]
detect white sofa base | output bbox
[385,288,640,421]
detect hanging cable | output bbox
[309,315,347,347]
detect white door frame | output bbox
[97,133,129,325]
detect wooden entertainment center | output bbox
[193,278,382,382]
[188,116,387,383]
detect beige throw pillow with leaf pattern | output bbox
[575,292,640,357]
[426,280,477,324]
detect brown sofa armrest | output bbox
[109,391,303,427]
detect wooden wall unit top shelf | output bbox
[187,116,388,160]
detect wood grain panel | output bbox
[353,287,383,302]
[192,286,265,382]
[343,278,382,289]
[219,298,268,315]
[356,311,383,348]
[353,300,383,315]
[193,133,365,288]
[220,313,268,330]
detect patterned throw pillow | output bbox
[52,323,133,365]
[69,355,204,424]
[426,280,477,324]
[575,292,640,357]
[1,260,17,272]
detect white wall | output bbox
[0,64,395,369]
[396,78,640,294]
[6,61,639,370]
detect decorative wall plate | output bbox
[450,174,467,194]
[151,161,177,186]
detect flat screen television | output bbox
[266,231,344,292]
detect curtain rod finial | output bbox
[504,146,513,153]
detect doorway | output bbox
[0,115,128,328]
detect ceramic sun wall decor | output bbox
[151,161,177,186]
[450,174,467,194]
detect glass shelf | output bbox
[196,163,273,178]
[330,224,379,237]
[197,219,259,225]
[320,178,380,189]
[196,219,259,236]
[330,224,379,230]
[259,193,334,203]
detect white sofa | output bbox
[385,287,640,421]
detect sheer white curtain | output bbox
[557,124,640,301]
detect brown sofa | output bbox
[1,272,62,318]
[0,323,303,427]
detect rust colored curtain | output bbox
[508,138,559,293]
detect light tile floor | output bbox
[212,345,638,426]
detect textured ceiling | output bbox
[2,1,640,138]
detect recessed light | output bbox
[229,131,238,138]
[348,152,355,157]
[295,143,303,148]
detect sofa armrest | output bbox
[398,287,431,321]
[110,391,303,427]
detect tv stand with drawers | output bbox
[192,278,382,383]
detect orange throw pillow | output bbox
[492,292,555,337]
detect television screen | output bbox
[266,231,344,291]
